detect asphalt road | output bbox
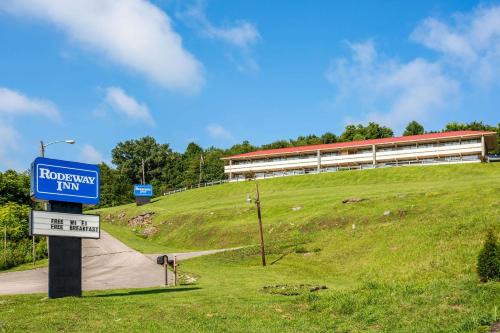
[0,231,234,295]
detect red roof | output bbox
[225,130,496,160]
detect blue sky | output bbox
[0,0,499,170]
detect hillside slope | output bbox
[95,163,499,254]
[2,163,499,332]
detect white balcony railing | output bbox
[224,143,482,174]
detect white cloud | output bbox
[181,2,260,49]
[105,87,154,125]
[0,87,58,118]
[179,1,260,71]
[2,0,204,92]
[0,88,60,170]
[326,41,458,129]
[0,122,23,170]
[79,144,104,164]
[411,5,500,84]
[206,123,233,140]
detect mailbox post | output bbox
[156,255,177,286]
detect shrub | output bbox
[477,230,500,282]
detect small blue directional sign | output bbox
[133,184,153,197]
[31,157,100,205]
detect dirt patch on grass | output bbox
[128,212,154,227]
[141,226,159,238]
[299,216,350,233]
[262,284,327,296]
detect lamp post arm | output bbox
[43,140,67,148]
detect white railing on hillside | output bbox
[163,179,228,196]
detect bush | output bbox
[477,230,500,282]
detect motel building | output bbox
[222,130,499,182]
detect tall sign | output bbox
[133,184,153,206]
[30,157,100,299]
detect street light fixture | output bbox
[40,139,76,157]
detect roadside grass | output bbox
[1,163,499,332]
[1,259,48,273]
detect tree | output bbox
[112,136,175,189]
[0,170,30,205]
[0,203,29,242]
[364,122,394,139]
[202,148,225,182]
[477,230,500,282]
[97,163,133,208]
[261,140,291,150]
[291,134,322,146]
[340,123,394,142]
[225,140,256,156]
[321,132,338,144]
[403,121,425,136]
[444,121,495,132]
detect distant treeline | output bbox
[1,120,499,209]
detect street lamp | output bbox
[40,139,76,157]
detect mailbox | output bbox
[156,255,165,265]
[156,255,176,267]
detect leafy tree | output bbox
[340,123,393,142]
[291,134,322,146]
[444,121,495,132]
[202,148,225,182]
[0,170,30,205]
[340,125,359,142]
[261,140,291,150]
[0,203,44,270]
[97,163,133,208]
[112,136,173,185]
[0,203,29,242]
[182,143,204,187]
[321,132,338,144]
[225,140,256,156]
[403,121,425,136]
[477,230,500,282]
[364,122,394,139]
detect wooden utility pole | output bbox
[3,224,6,266]
[198,154,204,187]
[255,183,266,266]
[142,159,146,185]
[173,256,178,286]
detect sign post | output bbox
[133,184,153,206]
[30,157,100,298]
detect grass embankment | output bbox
[1,163,499,332]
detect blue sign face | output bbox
[134,184,153,197]
[31,157,100,205]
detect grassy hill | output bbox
[1,163,499,332]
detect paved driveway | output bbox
[0,231,236,295]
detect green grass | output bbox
[1,259,48,273]
[1,163,499,332]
